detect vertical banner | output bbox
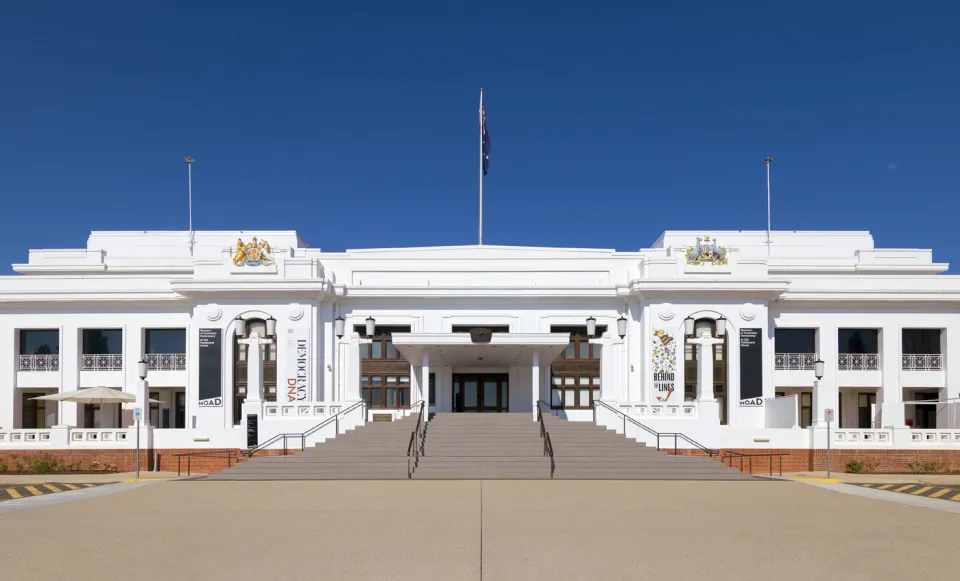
[198,328,223,407]
[286,328,310,403]
[651,329,677,402]
[739,328,764,406]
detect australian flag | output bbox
[481,105,490,175]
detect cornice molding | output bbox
[339,285,620,298]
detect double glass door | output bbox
[452,374,509,412]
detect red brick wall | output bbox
[0,449,153,473]
[667,448,960,474]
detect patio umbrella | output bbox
[32,386,160,404]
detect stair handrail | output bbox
[536,400,556,479]
[246,400,367,457]
[593,400,718,458]
[406,400,425,479]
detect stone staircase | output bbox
[542,414,757,480]
[412,413,552,479]
[204,414,420,480]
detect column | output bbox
[321,303,334,401]
[813,325,838,427]
[421,353,430,408]
[878,324,904,427]
[691,334,721,425]
[0,326,14,429]
[531,349,540,421]
[59,325,80,427]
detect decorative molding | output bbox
[288,303,304,321]
[657,306,675,321]
[205,305,222,321]
[739,304,756,321]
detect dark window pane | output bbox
[145,329,186,354]
[82,329,122,354]
[386,388,397,408]
[774,329,816,353]
[399,387,410,407]
[838,329,878,354]
[902,329,941,354]
[371,389,382,407]
[386,341,397,359]
[578,341,589,359]
[371,341,382,359]
[564,343,574,359]
[428,373,436,405]
[360,345,370,359]
[19,330,59,355]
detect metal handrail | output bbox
[536,400,556,479]
[246,400,367,457]
[173,450,238,477]
[593,400,718,458]
[722,451,787,476]
[406,400,425,478]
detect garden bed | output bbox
[0,454,118,475]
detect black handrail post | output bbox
[177,456,181,477]
[187,456,192,476]
[674,435,677,456]
[749,456,753,474]
[769,455,773,476]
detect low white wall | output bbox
[765,396,799,429]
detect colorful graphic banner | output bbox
[652,329,677,402]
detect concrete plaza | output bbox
[1,479,958,580]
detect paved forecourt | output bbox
[1,479,959,581]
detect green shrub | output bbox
[907,460,947,475]
[846,460,866,474]
[0,458,7,473]
[29,454,60,474]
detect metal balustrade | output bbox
[81,354,123,371]
[146,353,187,371]
[773,353,816,371]
[18,354,60,371]
[901,354,942,371]
[837,353,879,371]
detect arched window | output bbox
[683,318,727,425]
[233,318,278,425]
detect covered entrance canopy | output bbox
[391,333,570,367]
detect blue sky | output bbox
[1,1,958,272]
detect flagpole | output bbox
[478,88,484,246]
[764,156,773,256]
[186,156,195,256]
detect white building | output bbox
[2,229,959,467]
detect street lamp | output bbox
[586,316,597,337]
[715,316,727,337]
[265,316,277,337]
[334,316,345,339]
[814,359,825,380]
[365,316,376,337]
[233,316,245,338]
[135,359,149,480]
[683,316,695,337]
[137,359,148,381]
[617,315,627,339]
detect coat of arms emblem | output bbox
[232,237,275,267]
[686,236,728,265]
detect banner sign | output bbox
[286,328,310,402]
[739,327,763,405]
[198,328,223,407]
[652,329,677,402]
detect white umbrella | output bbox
[32,386,160,404]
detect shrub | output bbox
[29,454,60,474]
[907,460,947,475]
[0,458,7,473]
[846,460,866,474]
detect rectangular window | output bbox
[82,329,123,354]
[19,330,60,355]
[774,329,816,354]
[838,329,879,354]
[902,329,941,355]
[800,392,813,428]
[145,329,186,354]
[428,373,436,405]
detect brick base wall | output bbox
[668,448,960,474]
[0,448,292,475]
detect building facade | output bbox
[2,229,959,472]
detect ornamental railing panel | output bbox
[81,354,123,371]
[773,353,816,371]
[837,354,879,371]
[19,354,60,371]
[901,354,942,371]
[146,353,187,371]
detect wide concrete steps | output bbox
[205,414,420,480]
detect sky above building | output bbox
[1,1,958,271]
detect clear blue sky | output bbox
[2,1,958,272]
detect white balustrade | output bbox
[838,353,879,370]
[81,354,124,371]
[901,354,942,371]
[146,353,187,371]
[18,354,60,371]
[774,353,816,371]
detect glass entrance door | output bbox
[452,374,509,412]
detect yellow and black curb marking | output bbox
[0,482,109,501]
[854,483,960,502]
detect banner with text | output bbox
[198,328,223,407]
[739,327,764,406]
[652,329,677,402]
[286,327,310,402]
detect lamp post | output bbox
[586,316,597,337]
[813,359,830,477]
[136,359,148,480]
[335,316,345,402]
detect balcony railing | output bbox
[146,353,187,371]
[81,354,123,371]
[838,354,878,371]
[774,353,816,371]
[902,354,942,371]
[19,354,60,372]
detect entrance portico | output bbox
[392,333,569,416]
